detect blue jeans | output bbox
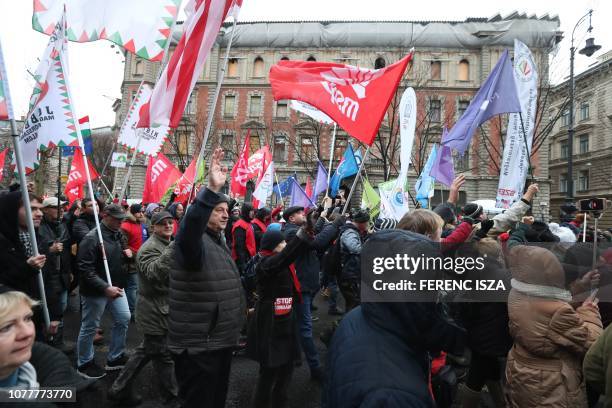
[327,279,339,311]
[77,294,130,367]
[58,290,68,329]
[295,293,320,370]
[126,273,139,315]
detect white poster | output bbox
[253,162,275,208]
[118,83,170,156]
[111,152,128,168]
[290,100,334,124]
[496,40,538,209]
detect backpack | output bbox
[242,253,263,295]
[322,235,343,279]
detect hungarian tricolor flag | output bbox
[142,152,182,204]
[64,147,99,203]
[270,53,413,146]
[137,0,243,129]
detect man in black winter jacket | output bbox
[338,209,370,312]
[38,197,73,353]
[71,198,97,244]
[168,148,246,408]
[283,206,344,381]
[76,204,131,379]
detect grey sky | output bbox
[1,0,610,128]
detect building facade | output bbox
[548,50,612,228]
[114,14,561,214]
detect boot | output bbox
[485,380,506,408]
[455,384,481,408]
[49,327,75,355]
[107,383,142,407]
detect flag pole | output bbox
[326,122,337,197]
[10,120,51,329]
[190,17,239,204]
[342,146,370,215]
[274,172,283,204]
[3,35,51,329]
[518,112,534,182]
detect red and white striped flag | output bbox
[137,0,243,129]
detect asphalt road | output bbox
[63,290,337,408]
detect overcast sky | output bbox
[1,0,610,128]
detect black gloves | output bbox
[474,219,495,240]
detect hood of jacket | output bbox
[507,245,566,289]
[0,191,24,247]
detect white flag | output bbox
[496,40,538,209]
[18,12,76,173]
[379,178,409,221]
[253,162,275,208]
[290,100,334,124]
[118,83,170,156]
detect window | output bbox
[334,138,347,161]
[561,109,570,126]
[430,99,441,122]
[453,150,469,172]
[133,59,144,76]
[249,133,261,153]
[221,132,234,152]
[280,56,289,61]
[560,140,569,159]
[223,95,235,117]
[374,57,386,69]
[578,170,589,191]
[175,132,189,156]
[275,100,288,118]
[560,173,568,193]
[185,94,195,114]
[249,95,262,117]
[253,57,264,77]
[580,102,590,121]
[227,58,239,77]
[307,56,317,62]
[457,100,469,117]
[458,59,469,81]
[301,136,314,160]
[273,136,287,162]
[430,61,441,80]
[579,134,589,154]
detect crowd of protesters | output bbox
[2,147,612,408]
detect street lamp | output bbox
[567,9,601,203]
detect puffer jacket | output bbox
[168,188,246,353]
[505,245,603,408]
[135,233,172,335]
[339,223,365,282]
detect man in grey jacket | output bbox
[108,211,178,406]
[167,148,246,408]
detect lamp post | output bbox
[567,9,601,202]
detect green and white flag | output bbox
[18,12,77,173]
[361,177,380,219]
[33,0,180,61]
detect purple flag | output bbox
[290,177,315,208]
[312,161,328,200]
[444,50,521,154]
[431,128,456,187]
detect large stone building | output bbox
[548,50,612,228]
[114,14,561,213]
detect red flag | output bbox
[304,176,313,199]
[246,145,271,180]
[230,131,251,197]
[64,148,98,203]
[142,152,182,203]
[270,53,413,146]
[137,0,242,129]
[173,157,198,203]
[0,148,8,183]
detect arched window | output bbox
[374,57,386,69]
[458,59,469,81]
[253,57,264,77]
[280,56,289,61]
[227,58,239,77]
[430,61,441,80]
[134,59,144,76]
[307,56,317,62]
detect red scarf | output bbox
[260,249,302,303]
[232,219,256,260]
[251,218,267,234]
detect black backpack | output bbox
[242,253,263,294]
[322,235,343,279]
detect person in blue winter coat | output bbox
[323,229,467,408]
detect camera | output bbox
[578,198,607,213]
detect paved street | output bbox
[63,291,336,408]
